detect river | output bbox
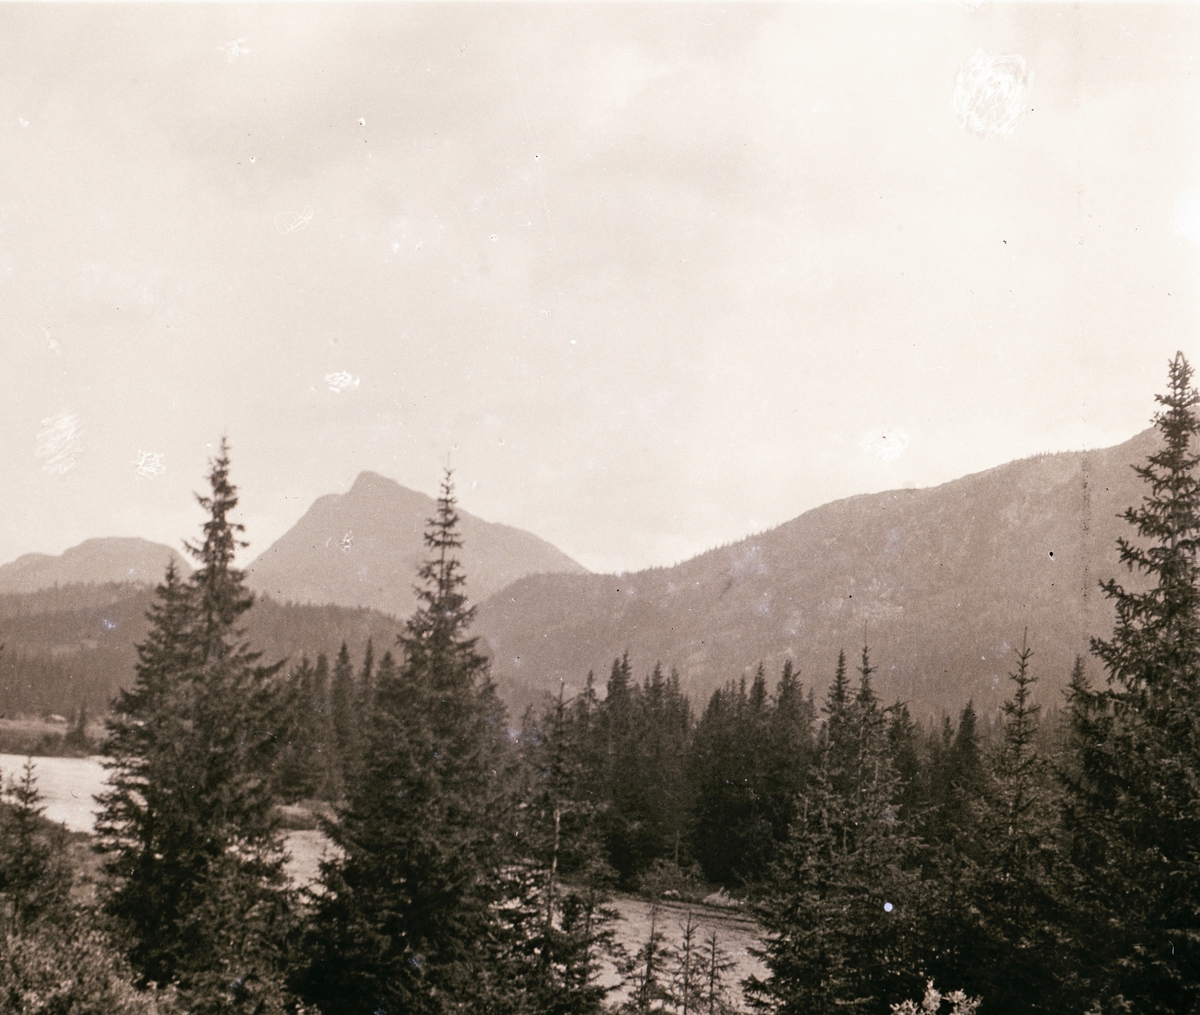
[0,753,333,887]
[1,753,766,1003]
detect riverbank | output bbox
[1,752,767,1006]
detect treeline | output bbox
[283,636,1007,899]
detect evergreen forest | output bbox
[2,354,1200,1014]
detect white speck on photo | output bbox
[35,410,82,475]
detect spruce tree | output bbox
[328,641,357,800]
[763,660,815,853]
[308,652,334,798]
[922,637,1067,1012]
[514,683,618,1015]
[96,441,292,1012]
[299,469,511,1015]
[749,648,923,1015]
[0,759,72,933]
[1065,352,1200,1012]
[273,656,322,802]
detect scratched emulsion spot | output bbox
[218,39,250,63]
[35,410,82,475]
[275,206,314,234]
[953,50,1029,138]
[325,371,360,394]
[133,450,166,478]
[860,427,909,462]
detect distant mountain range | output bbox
[243,471,588,617]
[472,429,1158,719]
[0,438,1166,720]
[0,538,190,595]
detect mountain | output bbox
[0,538,190,595]
[474,429,1159,719]
[244,471,587,617]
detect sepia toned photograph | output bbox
[0,3,1197,1013]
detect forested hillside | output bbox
[0,584,398,717]
[477,428,1156,719]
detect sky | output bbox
[1,3,1198,575]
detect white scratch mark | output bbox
[218,39,250,63]
[953,50,1029,138]
[340,531,353,552]
[860,427,909,462]
[325,370,360,394]
[36,410,82,475]
[133,450,166,478]
[275,206,314,234]
[40,326,60,355]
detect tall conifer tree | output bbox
[328,641,357,800]
[299,470,511,1015]
[749,648,922,1015]
[1065,352,1200,1012]
[96,441,292,1012]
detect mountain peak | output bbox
[348,470,408,494]
[245,472,586,616]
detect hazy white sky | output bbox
[2,3,1198,575]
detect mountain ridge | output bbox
[0,538,191,596]
[473,428,1158,718]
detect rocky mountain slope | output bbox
[474,429,1158,718]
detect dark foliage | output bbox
[95,441,295,1013]
[298,470,516,1015]
[1063,351,1200,1013]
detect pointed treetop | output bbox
[1093,352,1200,697]
[856,644,877,708]
[826,649,850,715]
[397,468,488,691]
[186,438,254,658]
